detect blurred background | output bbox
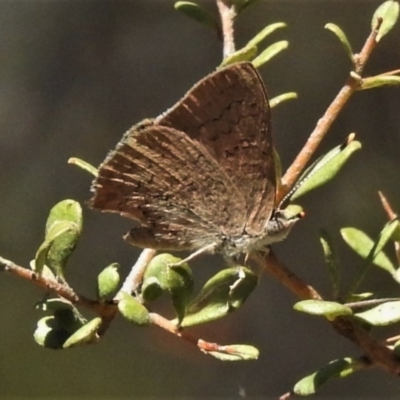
[0,0,399,398]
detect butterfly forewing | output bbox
[91,122,247,250]
[156,62,276,235]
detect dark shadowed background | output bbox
[0,0,400,398]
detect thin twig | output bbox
[1,257,82,304]
[387,334,400,344]
[379,191,397,220]
[0,255,232,352]
[251,250,322,300]
[253,251,400,375]
[278,357,371,400]
[346,297,400,310]
[378,68,400,77]
[378,191,400,269]
[116,248,156,300]
[0,256,115,317]
[149,312,232,354]
[216,0,236,58]
[331,316,400,375]
[279,392,292,400]
[278,18,383,203]
[354,17,382,75]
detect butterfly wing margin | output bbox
[156,62,276,235]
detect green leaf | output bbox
[174,2,219,31]
[280,204,304,220]
[252,40,288,68]
[141,254,193,324]
[270,92,298,109]
[319,230,340,298]
[140,276,163,302]
[53,307,86,332]
[118,292,151,326]
[181,266,258,327]
[341,227,396,274]
[68,157,98,177]
[291,138,361,200]
[33,308,85,349]
[360,75,400,90]
[392,217,400,241]
[97,263,121,301]
[34,316,69,349]
[219,44,258,67]
[325,23,354,62]
[346,292,374,302]
[355,301,400,326]
[294,300,352,320]
[35,297,74,312]
[40,200,83,278]
[293,357,362,396]
[207,344,259,361]
[35,221,78,276]
[63,317,102,348]
[45,199,82,234]
[393,268,400,284]
[247,23,287,48]
[372,0,400,41]
[375,218,400,256]
[235,0,263,13]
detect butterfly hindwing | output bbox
[156,62,276,235]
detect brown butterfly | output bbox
[90,62,299,262]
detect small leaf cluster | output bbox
[31,200,259,360]
[175,0,400,104]
[292,214,400,395]
[175,0,297,107]
[325,0,400,90]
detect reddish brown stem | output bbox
[379,191,398,220]
[0,256,230,352]
[278,18,383,202]
[253,251,400,376]
[378,191,400,267]
[252,250,322,300]
[149,312,228,354]
[0,257,117,333]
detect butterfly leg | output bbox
[168,242,219,267]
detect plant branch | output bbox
[346,297,400,310]
[253,251,400,376]
[252,250,322,300]
[380,68,400,76]
[331,316,400,375]
[149,312,237,355]
[378,191,400,270]
[0,255,233,354]
[1,257,84,304]
[278,18,383,203]
[216,0,236,58]
[379,191,397,220]
[116,248,156,300]
[0,256,116,318]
